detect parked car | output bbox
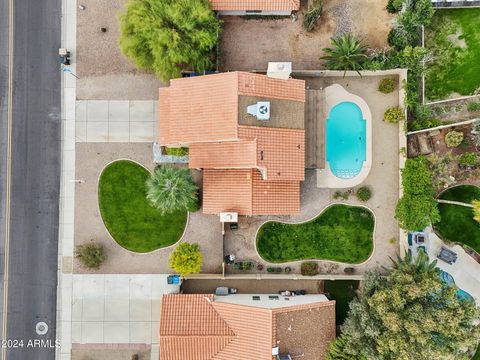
[215,286,238,296]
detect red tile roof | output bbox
[159,294,335,360]
[209,0,301,11]
[189,139,257,169]
[238,72,305,102]
[238,125,304,181]
[202,169,300,215]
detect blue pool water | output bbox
[326,101,366,179]
[439,271,475,304]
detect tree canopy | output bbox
[169,242,202,277]
[327,252,480,360]
[146,165,199,215]
[118,0,221,81]
[395,156,440,230]
[321,34,367,75]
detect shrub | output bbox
[118,0,221,81]
[303,0,323,32]
[378,78,395,94]
[322,34,367,75]
[343,267,355,274]
[356,186,372,202]
[458,152,478,167]
[466,101,480,112]
[333,190,349,200]
[384,107,405,123]
[301,261,319,276]
[386,0,403,13]
[75,243,106,269]
[388,28,410,50]
[165,147,189,156]
[444,131,464,148]
[146,165,199,214]
[284,266,292,273]
[471,120,480,147]
[169,243,202,277]
[473,200,480,223]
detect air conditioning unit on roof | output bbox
[247,101,270,121]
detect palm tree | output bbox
[146,165,199,215]
[321,34,367,76]
[389,249,437,275]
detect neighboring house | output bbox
[159,293,336,360]
[158,71,306,216]
[209,0,300,15]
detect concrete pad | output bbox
[130,322,151,344]
[82,299,105,321]
[129,122,154,142]
[108,100,130,122]
[81,275,105,298]
[104,322,130,343]
[130,299,152,321]
[108,122,130,142]
[76,101,87,122]
[87,100,109,122]
[86,122,109,142]
[130,100,154,122]
[71,299,83,322]
[71,321,82,343]
[104,275,131,298]
[151,322,160,344]
[130,275,152,299]
[104,299,130,321]
[75,121,87,142]
[82,322,104,343]
[151,299,161,321]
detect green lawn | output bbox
[325,280,359,325]
[426,9,480,100]
[473,347,480,360]
[256,205,374,263]
[98,160,187,252]
[435,185,480,253]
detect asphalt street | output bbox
[0,0,61,359]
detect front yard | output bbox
[256,205,374,264]
[98,160,188,252]
[426,9,480,100]
[435,185,480,253]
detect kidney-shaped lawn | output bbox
[256,205,374,264]
[98,160,188,253]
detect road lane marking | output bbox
[2,0,14,358]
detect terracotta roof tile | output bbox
[252,170,300,215]
[158,73,239,145]
[238,126,304,181]
[209,0,300,11]
[189,140,257,169]
[202,169,254,215]
[238,72,305,102]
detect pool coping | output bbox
[316,84,373,189]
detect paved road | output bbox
[0,0,61,359]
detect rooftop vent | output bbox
[247,101,270,121]
[267,62,292,80]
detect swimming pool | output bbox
[326,101,367,179]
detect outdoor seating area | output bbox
[437,246,458,265]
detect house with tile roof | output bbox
[209,0,300,16]
[159,293,336,360]
[157,71,306,216]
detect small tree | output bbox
[169,243,202,277]
[473,200,480,223]
[383,107,405,123]
[146,166,199,215]
[321,34,367,76]
[75,243,106,269]
[444,130,464,148]
[118,0,221,82]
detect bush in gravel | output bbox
[303,0,323,32]
[467,101,480,112]
[301,261,319,276]
[444,131,464,148]
[356,186,372,202]
[458,152,478,167]
[169,243,202,277]
[384,107,405,123]
[378,78,395,94]
[75,243,106,269]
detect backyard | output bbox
[98,160,187,252]
[256,205,374,264]
[426,9,480,100]
[435,185,480,253]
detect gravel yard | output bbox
[219,0,394,71]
